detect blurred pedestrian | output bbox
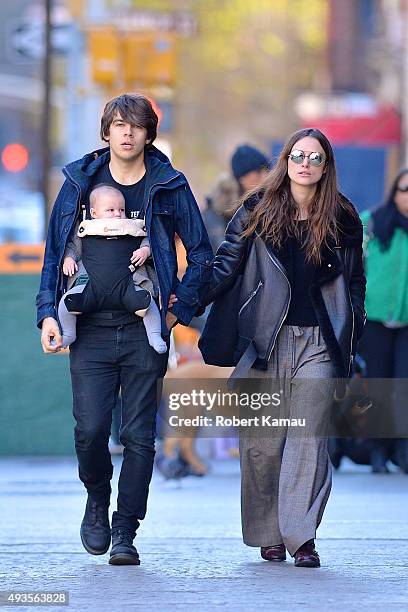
[200,128,366,567]
[36,93,212,565]
[231,143,270,196]
[203,145,269,256]
[358,168,408,473]
[202,172,240,253]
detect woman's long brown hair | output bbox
[241,128,358,264]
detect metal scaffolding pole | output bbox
[41,0,52,237]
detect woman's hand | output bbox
[166,294,178,330]
[168,293,177,309]
[166,311,178,331]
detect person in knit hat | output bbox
[203,146,270,252]
[231,144,270,195]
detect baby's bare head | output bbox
[89,184,126,219]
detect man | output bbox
[36,93,213,565]
[230,143,269,196]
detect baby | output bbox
[58,183,167,353]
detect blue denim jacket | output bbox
[36,145,213,336]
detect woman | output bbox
[200,128,366,567]
[359,169,408,473]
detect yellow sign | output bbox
[0,243,44,274]
[88,28,176,87]
[123,32,177,86]
[89,28,121,87]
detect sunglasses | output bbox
[288,149,325,167]
[397,185,408,193]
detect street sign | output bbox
[123,32,176,86]
[89,28,121,87]
[0,243,44,274]
[7,20,73,62]
[113,11,197,37]
[89,29,177,88]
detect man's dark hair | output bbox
[100,93,158,144]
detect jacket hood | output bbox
[63,144,184,192]
[206,172,240,218]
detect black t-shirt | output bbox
[87,162,147,219]
[285,221,318,327]
[80,162,148,327]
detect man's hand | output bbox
[41,317,62,353]
[63,256,78,277]
[166,310,178,331]
[130,245,151,266]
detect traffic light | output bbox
[1,143,29,173]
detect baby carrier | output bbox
[65,211,155,318]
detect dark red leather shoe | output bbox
[294,539,320,568]
[260,543,286,562]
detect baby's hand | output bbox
[63,256,78,277]
[130,245,151,266]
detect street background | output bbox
[0,1,408,609]
[1,0,408,455]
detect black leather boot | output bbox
[109,528,140,566]
[80,497,111,555]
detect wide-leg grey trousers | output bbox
[239,324,335,556]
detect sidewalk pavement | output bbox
[0,456,407,611]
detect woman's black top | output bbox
[283,220,318,326]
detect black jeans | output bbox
[69,320,168,535]
[359,320,408,379]
[358,320,408,447]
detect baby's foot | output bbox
[148,334,167,354]
[60,336,73,349]
[50,337,71,349]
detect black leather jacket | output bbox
[201,197,366,378]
